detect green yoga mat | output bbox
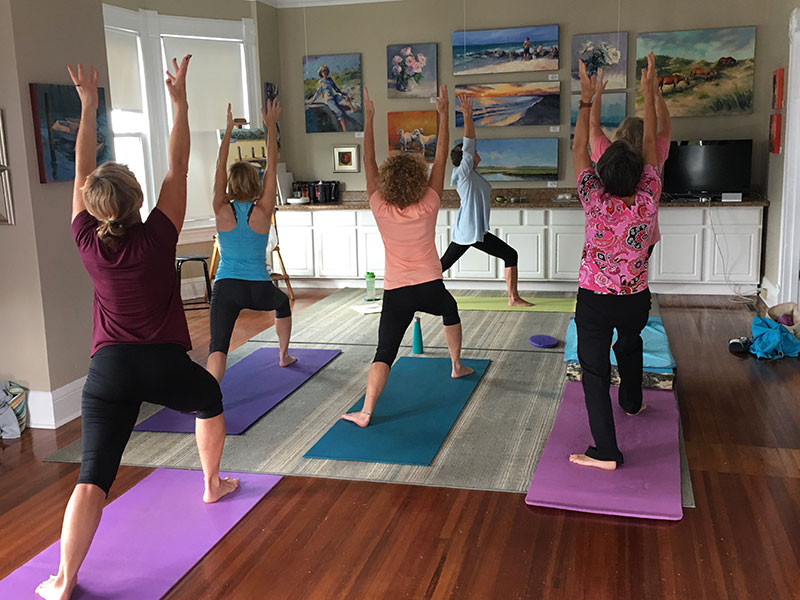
[304,357,490,465]
[454,296,576,313]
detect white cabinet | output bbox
[498,227,545,279]
[704,228,760,284]
[649,227,704,282]
[275,211,314,276]
[451,229,498,280]
[548,226,584,280]
[313,211,358,278]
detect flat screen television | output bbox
[662,139,752,196]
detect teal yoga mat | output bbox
[304,357,490,465]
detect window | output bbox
[102,5,259,237]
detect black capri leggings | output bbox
[440,232,518,272]
[79,344,223,495]
[374,279,461,366]
[210,278,291,355]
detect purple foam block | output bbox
[530,334,558,348]
[0,469,281,599]
[525,381,682,520]
[778,313,794,327]
[135,347,341,435]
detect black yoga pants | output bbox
[440,232,518,272]
[79,343,223,495]
[374,279,461,366]
[209,278,291,355]
[574,287,652,464]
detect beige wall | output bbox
[106,0,253,20]
[274,0,794,281]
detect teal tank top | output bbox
[215,202,270,282]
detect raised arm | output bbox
[155,55,191,232]
[213,103,233,214]
[572,61,596,179]
[256,98,282,222]
[67,64,99,222]
[655,85,671,140]
[363,87,378,197]
[588,68,608,148]
[459,93,476,141]
[428,84,450,198]
[641,53,659,167]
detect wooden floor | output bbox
[2,291,800,599]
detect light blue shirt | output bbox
[450,137,492,245]
[215,201,270,282]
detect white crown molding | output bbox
[248,0,404,8]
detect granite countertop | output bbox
[279,188,769,210]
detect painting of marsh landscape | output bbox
[571,32,627,91]
[452,25,559,75]
[455,83,560,127]
[635,27,755,117]
[387,43,438,98]
[474,138,558,182]
[388,111,438,162]
[570,93,626,140]
[303,53,363,133]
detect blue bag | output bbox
[749,316,800,359]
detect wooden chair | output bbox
[208,213,294,301]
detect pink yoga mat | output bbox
[0,469,281,599]
[525,381,682,520]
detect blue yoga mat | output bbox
[304,357,490,465]
[564,317,676,372]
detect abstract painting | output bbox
[571,32,627,91]
[388,111,438,162]
[29,83,112,183]
[452,25,559,75]
[303,53,363,133]
[570,93,626,140]
[474,138,558,182]
[455,82,560,127]
[769,114,782,154]
[772,68,784,110]
[635,26,756,117]
[387,43,437,98]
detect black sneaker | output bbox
[728,337,752,353]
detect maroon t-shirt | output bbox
[72,208,191,355]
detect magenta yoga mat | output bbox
[134,347,341,435]
[525,381,682,520]
[0,469,281,599]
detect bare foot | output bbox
[36,575,74,600]
[203,476,240,503]
[626,403,647,416]
[569,453,617,471]
[451,364,475,379]
[280,354,297,367]
[509,296,533,307]
[340,411,371,427]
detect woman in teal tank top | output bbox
[207,100,295,383]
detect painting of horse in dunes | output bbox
[635,26,755,117]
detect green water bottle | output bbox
[365,271,376,301]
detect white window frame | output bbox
[102,4,260,242]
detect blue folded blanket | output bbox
[564,317,677,373]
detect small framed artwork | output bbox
[772,68,784,110]
[333,144,360,172]
[0,110,15,225]
[769,113,782,154]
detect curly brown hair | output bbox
[377,153,429,208]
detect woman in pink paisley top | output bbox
[568,54,661,471]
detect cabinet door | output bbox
[497,227,545,280]
[276,226,314,276]
[313,228,358,278]
[704,227,760,284]
[548,226,584,280]
[650,227,703,282]
[357,227,386,277]
[451,230,498,280]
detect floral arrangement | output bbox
[391,46,427,92]
[577,40,621,78]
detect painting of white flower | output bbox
[571,32,628,92]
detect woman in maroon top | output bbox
[36,58,237,600]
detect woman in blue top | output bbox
[208,99,295,383]
[442,94,532,307]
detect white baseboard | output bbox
[180,276,209,301]
[27,376,86,429]
[760,277,781,307]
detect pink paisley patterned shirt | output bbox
[577,165,661,295]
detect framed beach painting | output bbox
[388,111,438,162]
[387,43,437,98]
[474,138,558,182]
[452,25,559,75]
[455,82,560,127]
[29,83,113,183]
[303,53,363,133]
[570,93,626,141]
[571,32,627,92]
[635,26,756,117]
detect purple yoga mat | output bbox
[0,469,281,599]
[134,347,341,434]
[525,381,682,520]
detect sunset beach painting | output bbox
[455,82,560,127]
[473,138,558,182]
[452,25,559,75]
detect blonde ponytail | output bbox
[82,162,143,247]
